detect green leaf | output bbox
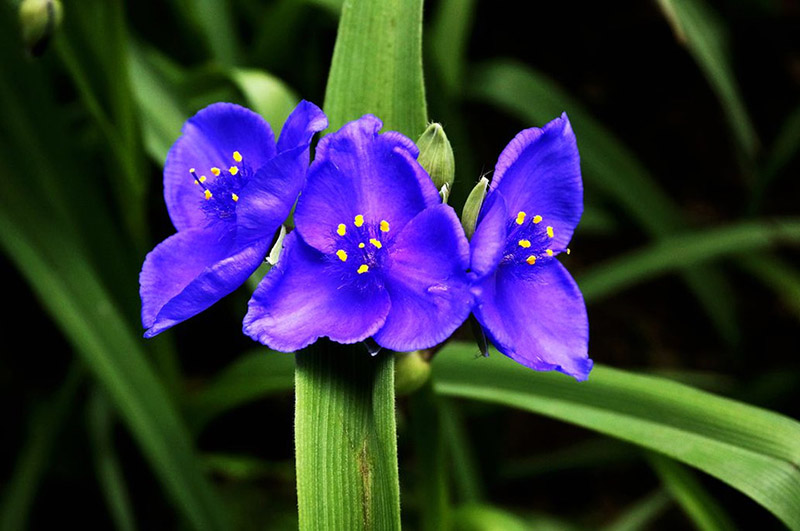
[295,348,401,530]
[128,42,189,163]
[601,490,671,531]
[185,349,295,433]
[228,68,299,130]
[647,453,736,531]
[0,199,229,531]
[656,0,759,163]
[323,0,427,137]
[432,342,800,529]
[170,0,241,65]
[428,0,477,95]
[469,59,739,343]
[577,218,800,303]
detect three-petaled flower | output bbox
[469,114,592,380]
[243,115,473,352]
[139,100,327,337]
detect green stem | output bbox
[295,345,401,530]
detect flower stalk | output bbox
[295,345,401,530]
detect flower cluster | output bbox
[140,102,592,380]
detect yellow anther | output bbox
[231,193,239,202]
[369,238,383,249]
[204,189,212,200]
[354,214,364,227]
[566,248,571,255]
[357,264,369,274]
[515,211,526,225]
[337,224,346,236]
[211,167,221,176]
[518,239,531,248]
[546,249,554,257]
[380,220,390,232]
[546,226,554,238]
[533,215,543,224]
[526,255,537,265]
[199,175,207,183]
[358,243,365,248]
[233,151,242,162]
[336,250,348,262]
[229,166,239,176]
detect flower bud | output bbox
[394,351,431,395]
[461,177,489,240]
[19,0,63,56]
[416,123,455,202]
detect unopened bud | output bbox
[461,177,489,240]
[394,351,431,395]
[416,123,455,202]
[19,0,63,56]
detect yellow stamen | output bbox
[518,239,531,248]
[336,250,348,262]
[358,243,365,248]
[354,214,364,227]
[189,167,196,173]
[526,255,537,265]
[229,166,239,176]
[211,167,221,176]
[533,215,543,224]
[204,189,212,200]
[337,223,346,236]
[546,226,554,238]
[566,248,571,255]
[357,264,369,274]
[380,220,390,232]
[233,151,242,162]
[231,193,239,202]
[515,211,526,225]
[199,175,207,183]
[369,238,383,249]
[546,249,554,257]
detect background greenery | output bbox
[1,0,799,529]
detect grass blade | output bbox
[432,342,800,529]
[657,0,759,164]
[577,218,800,302]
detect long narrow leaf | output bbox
[432,342,800,529]
[577,218,800,302]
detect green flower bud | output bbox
[394,351,431,396]
[19,0,63,56]
[416,123,455,203]
[461,177,489,240]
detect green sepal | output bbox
[461,177,489,240]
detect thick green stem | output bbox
[295,346,401,530]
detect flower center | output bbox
[189,150,250,223]
[502,210,568,267]
[330,214,391,275]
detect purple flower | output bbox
[243,115,473,352]
[470,114,592,380]
[139,101,328,337]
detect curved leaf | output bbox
[432,342,800,529]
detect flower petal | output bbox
[236,103,328,245]
[490,113,583,250]
[473,259,592,380]
[373,204,472,351]
[275,100,328,153]
[243,232,391,351]
[470,191,508,279]
[140,228,271,337]
[164,103,277,231]
[294,115,440,253]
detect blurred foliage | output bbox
[1,0,799,529]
